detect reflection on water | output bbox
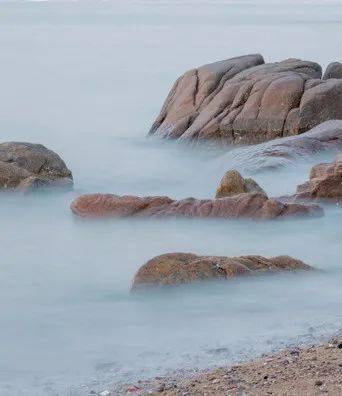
[0,1,341,395]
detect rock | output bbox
[98,391,111,396]
[216,170,245,198]
[293,154,342,202]
[71,192,323,220]
[215,170,265,198]
[0,142,73,192]
[149,55,342,145]
[125,385,141,393]
[323,62,342,79]
[216,120,342,173]
[244,178,265,193]
[131,253,312,289]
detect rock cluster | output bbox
[131,252,311,289]
[215,170,265,198]
[71,192,322,220]
[0,142,73,192]
[149,55,342,145]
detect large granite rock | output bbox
[293,154,342,202]
[324,62,342,79]
[215,170,265,198]
[131,253,312,289]
[71,192,322,220]
[0,142,73,192]
[216,120,342,173]
[149,55,342,145]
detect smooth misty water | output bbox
[0,1,342,395]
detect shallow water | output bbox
[0,1,342,395]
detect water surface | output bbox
[0,1,342,395]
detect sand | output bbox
[120,337,342,395]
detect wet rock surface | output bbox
[215,170,265,198]
[123,338,342,395]
[71,192,323,220]
[217,120,342,173]
[0,142,73,192]
[149,55,342,145]
[131,252,311,289]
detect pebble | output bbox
[99,391,111,396]
[156,383,166,392]
[126,385,141,393]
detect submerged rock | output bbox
[149,55,342,145]
[131,253,312,289]
[71,192,322,220]
[0,142,73,192]
[293,154,342,202]
[215,170,265,198]
[216,120,342,173]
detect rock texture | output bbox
[128,338,342,395]
[294,154,342,202]
[149,55,342,145]
[324,62,342,79]
[131,253,311,289]
[0,142,73,192]
[215,170,265,198]
[217,120,342,173]
[71,192,322,220]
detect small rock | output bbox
[215,170,265,198]
[156,383,166,392]
[126,385,141,393]
[315,380,323,387]
[0,142,73,192]
[293,154,342,202]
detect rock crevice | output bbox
[150,55,342,145]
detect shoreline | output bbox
[117,336,342,395]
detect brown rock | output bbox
[215,170,245,198]
[215,170,265,198]
[323,62,342,79]
[294,154,342,202]
[70,192,323,220]
[0,142,73,192]
[131,253,312,289]
[298,79,342,133]
[149,55,342,145]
